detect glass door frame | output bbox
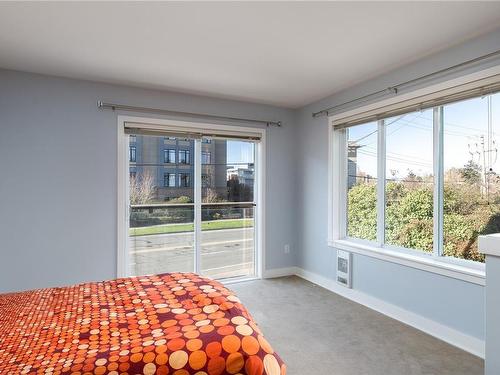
[116,115,266,282]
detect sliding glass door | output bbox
[126,129,259,280]
[200,137,256,279]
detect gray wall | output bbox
[0,69,297,292]
[295,29,500,342]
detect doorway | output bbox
[118,117,264,282]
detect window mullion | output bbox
[433,107,444,257]
[377,120,386,246]
[339,129,348,238]
[194,139,202,273]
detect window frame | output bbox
[117,115,266,282]
[326,69,500,286]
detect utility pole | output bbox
[468,96,497,199]
[481,135,488,197]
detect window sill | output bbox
[328,239,485,286]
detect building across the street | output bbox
[129,135,228,201]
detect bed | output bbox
[0,273,285,375]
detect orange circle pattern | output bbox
[0,273,286,375]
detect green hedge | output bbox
[347,181,496,262]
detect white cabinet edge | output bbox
[479,234,500,257]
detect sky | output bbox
[349,93,500,181]
[227,140,254,165]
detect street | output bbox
[129,227,255,279]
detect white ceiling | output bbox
[1,2,500,108]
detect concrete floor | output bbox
[231,276,484,375]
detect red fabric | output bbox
[0,273,285,375]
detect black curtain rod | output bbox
[97,101,282,127]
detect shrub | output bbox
[347,183,377,241]
[169,196,193,204]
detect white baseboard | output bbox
[263,266,485,358]
[262,267,298,279]
[293,267,485,359]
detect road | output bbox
[129,227,255,279]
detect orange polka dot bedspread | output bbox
[0,273,286,375]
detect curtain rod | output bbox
[97,101,282,127]
[312,49,500,119]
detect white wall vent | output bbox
[337,249,352,288]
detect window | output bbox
[164,149,176,163]
[164,173,176,187]
[129,146,136,162]
[336,92,500,265]
[122,127,263,281]
[385,111,434,253]
[179,173,191,187]
[179,150,190,164]
[346,122,377,241]
[442,94,500,262]
[130,135,137,143]
[202,138,212,144]
[202,151,211,164]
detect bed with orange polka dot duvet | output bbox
[0,273,286,375]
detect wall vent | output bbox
[337,250,352,288]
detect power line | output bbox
[357,149,432,168]
[351,114,417,144]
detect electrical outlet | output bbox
[284,244,290,254]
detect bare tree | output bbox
[203,187,222,203]
[130,171,156,204]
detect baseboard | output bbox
[293,267,485,359]
[262,267,298,279]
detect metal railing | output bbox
[131,201,256,209]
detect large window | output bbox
[442,94,500,262]
[124,127,262,281]
[339,93,500,264]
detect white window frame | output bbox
[117,115,266,282]
[327,67,500,286]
